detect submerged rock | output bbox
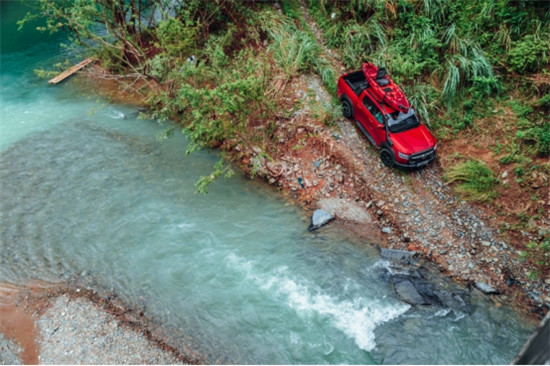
[391,273,471,312]
[380,248,416,261]
[308,209,334,231]
[392,277,428,305]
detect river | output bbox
[0,2,534,364]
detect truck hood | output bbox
[390,125,436,155]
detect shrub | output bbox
[507,35,549,73]
[516,124,550,157]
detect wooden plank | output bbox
[48,58,95,85]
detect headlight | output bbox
[433,143,437,151]
[398,151,410,160]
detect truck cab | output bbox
[337,67,437,168]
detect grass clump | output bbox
[268,26,320,76]
[444,159,499,202]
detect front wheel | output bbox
[341,98,353,119]
[380,148,395,167]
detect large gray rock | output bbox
[392,275,449,307]
[308,209,334,231]
[317,198,373,223]
[392,277,429,305]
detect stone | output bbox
[474,282,500,295]
[391,275,446,307]
[392,278,427,305]
[318,198,373,224]
[380,248,416,261]
[437,290,471,313]
[308,209,334,231]
[376,200,386,208]
[382,227,392,235]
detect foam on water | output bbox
[227,253,409,352]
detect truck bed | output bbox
[342,71,369,96]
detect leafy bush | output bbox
[444,159,499,202]
[517,124,550,157]
[155,17,198,59]
[507,35,549,73]
[471,76,500,98]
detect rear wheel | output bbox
[341,98,353,119]
[380,148,395,167]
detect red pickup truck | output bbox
[337,63,437,168]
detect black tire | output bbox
[380,148,395,167]
[341,98,353,119]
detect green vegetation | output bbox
[269,26,319,77]
[444,159,498,202]
[508,35,549,73]
[22,0,343,192]
[519,237,550,280]
[308,0,548,125]
[21,0,549,269]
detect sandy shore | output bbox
[0,283,198,365]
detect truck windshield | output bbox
[387,109,420,133]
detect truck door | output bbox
[361,94,387,145]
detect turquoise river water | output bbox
[0,2,534,364]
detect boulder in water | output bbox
[308,209,334,231]
[392,277,429,305]
[392,275,445,307]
